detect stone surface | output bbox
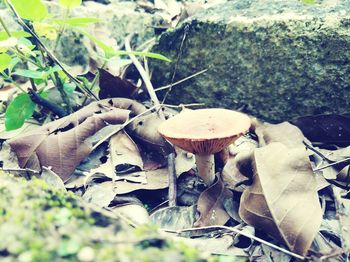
[151,0,350,122]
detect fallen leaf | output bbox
[239,143,322,256]
[174,146,195,176]
[194,174,233,227]
[114,168,169,194]
[291,114,350,146]
[151,205,197,230]
[83,182,116,207]
[41,167,66,191]
[98,68,138,99]
[127,112,167,149]
[7,99,131,182]
[111,204,151,225]
[255,122,306,147]
[110,130,143,174]
[332,186,350,252]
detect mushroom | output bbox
[158,108,251,185]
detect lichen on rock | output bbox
[151,0,350,122]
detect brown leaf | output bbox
[194,174,233,227]
[239,143,322,256]
[255,122,306,147]
[127,112,167,149]
[114,168,169,194]
[110,130,143,174]
[98,69,138,99]
[7,99,132,182]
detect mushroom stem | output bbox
[195,154,215,185]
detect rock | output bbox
[151,0,350,122]
[0,172,209,261]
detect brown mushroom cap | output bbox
[158,108,251,155]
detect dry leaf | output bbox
[110,130,143,174]
[128,112,167,149]
[7,99,131,182]
[83,182,116,207]
[41,167,66,191]
[239,142,322,256]
[151,205,197,230]
[111,204,151,225]
[114,168,169,194]
[98,68,138,99]
[174,146,195,176]
[255,122,306,147]
[194,174,233,227]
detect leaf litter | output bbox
[2,98,350,260]
[1,43,350,261]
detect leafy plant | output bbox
[0,0,170,131]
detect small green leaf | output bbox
[12,69,44,79]
[33,22,57,40]
[10,0,48,21]
[58,0,81,9]
[82,31,115,58]
[301,0,315,4]
[63,82,76,93]
[5,93,36,131]
[53,17,99,27]
[0,53,11,72]
[112,50,172,62]
[0,31,31,41]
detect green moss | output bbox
[0,174,212,261]
[151,0,350,122]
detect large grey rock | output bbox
[151,0,350,122]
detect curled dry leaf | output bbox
[239,143,322,256]
[127,112,167,150]
[110,130,143,174]
[174,146,195,176]
[194,174,233,227]
[7,99,134,182]
[255,122,306,147]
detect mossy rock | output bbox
[0,173,209,262]
[151,0,350,122]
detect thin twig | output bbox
[313,158,350,172]
[163,225,305,260]
[125,34,177,207]
[155,69,208,92]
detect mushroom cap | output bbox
[158,108,251,155]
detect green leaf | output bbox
[301,0,315,4]
[63,82,76,93]
[0,53,11,72]
[58,0,81,9]
[81,31,115,58]
[112,50,172,62]
[53,17,100,27]
[0,31,31,41]
[10,0,48,21]
[12,69,44,79]
[81,30,171,61]
[5,93,36,131]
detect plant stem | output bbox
[0,16,11,36]
[0,72,26,92]
[54,71,71,113]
